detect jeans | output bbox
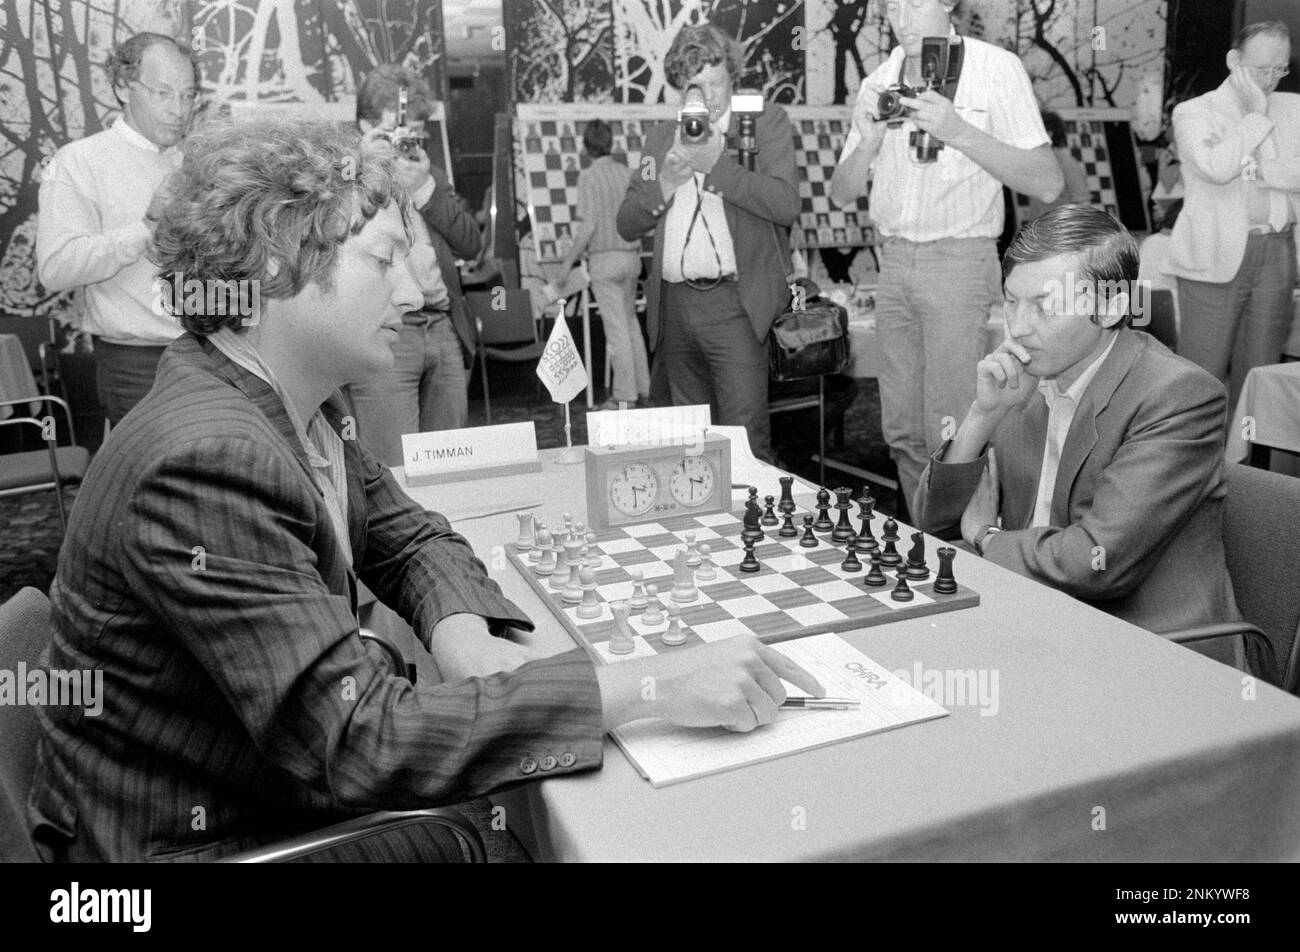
[1176,230,1296,411]
[93,338,168,428]
[347,316,468,467]
[589,250,649,402]
[875,236,1002,509]
[660,280,773,462]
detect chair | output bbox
[0,588,486,863]
[1165,464,1300,694]
[0,395,90,534]
[468,288,546,425]
[1136,288,1178,352]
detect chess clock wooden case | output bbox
[585,434,732,531]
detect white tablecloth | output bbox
[1225,361,1300,461]
[0,333,40,421]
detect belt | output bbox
[672,274,739,292]
[1248,223,1294,236]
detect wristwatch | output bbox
[973,524,1001,555]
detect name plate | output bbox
[402,422,541,486]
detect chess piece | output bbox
[662,604,687,646]
[671,549,698,603]
[609,601,635,654]
[778,476,796,515]
[879,519,902,567]
[629,569,648,612]
[584,532,602,568]
[642,584,665,625]
[696,543,717,581]
[761,495,779,526]
[748,486,759,510]
[561,540,585,604]
[529,526,550,564]
[799,514,819,548]
[576,567,601,619]
[515,512,535,551]
[739,537,760,573]
[535,535,557,576]
[562,512,574,542]
[840,546,862,572]
[813,488,835,532]
[549,542,569,589]
[905,532,930,581]
[685,532,701,567]
[854,496,878,553]
[742,497,764,544]
[881,516,900,543]
[831,487,856,544]
[890,572,914,602]
[933,547,958,595]
[779,511,798,538]
[863,552,887,586]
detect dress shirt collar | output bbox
[1038,331,1120,408]
[113,116,171,155]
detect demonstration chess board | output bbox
[506,509,979,665]
[785,107,874,251]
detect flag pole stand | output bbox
[555,401,584,465]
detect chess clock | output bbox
[585,433,732,531]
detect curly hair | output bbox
[150,117,409,335]
[106,32,200,105]
[356,63,435,125]
[664,23,744,91]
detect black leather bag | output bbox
[768,280,850,381]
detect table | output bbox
[0,333,40,421]
[1225,362,1300,464]
[396,450,1300,862]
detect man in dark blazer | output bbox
[618,23,800,463]
[28,117,820,862]
[913,206,1242,666]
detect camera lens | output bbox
[878,90,902,119]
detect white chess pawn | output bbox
[584,532,602,568]
[576,567,601,619]
[662,604,687,646]
[642,585,664,626]
[629,569,648,613]
[528,526,549,564]
[696,543,717,581]
[685,532,701,568]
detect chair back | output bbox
[1224,464,1300,692]
[1138,289,1178,352]
[466,290,539,347]
[0,587,52,862]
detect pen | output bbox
[780,697,860,710]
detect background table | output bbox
[395,450,1300,862]
[1225,362,1300,464]
[0,333,40,421]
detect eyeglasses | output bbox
[1244,64,1290,80]
[132,79,200,108]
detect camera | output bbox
[389,82,428,161]
[877,82,920,122]
[678,85,712,144]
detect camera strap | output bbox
[679,175,723,283]
[895,36,965,100]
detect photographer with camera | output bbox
[348,64,481,463]
[617,22,800,464]
[829,0,1062,511]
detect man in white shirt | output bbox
[36,32,198,427]
[1166,20,1300,410]
[913,205,1241,662]
[830,0,1062,511]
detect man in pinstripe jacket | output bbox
[28,118,820,862]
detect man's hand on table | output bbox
[428,612,545,681]
[595,635,825,733]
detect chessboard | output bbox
[785,106,875,251]
[506,506,979,665]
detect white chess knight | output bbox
[670,549,697,604]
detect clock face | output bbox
[669,455,717,507]
[609,462,659,516]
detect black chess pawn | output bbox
[761,495,779,526]
[881,516,900,543]
[778,475,796,515]
[778,511,798,538]
[840,546,862,572]
[890,572,914,602]
[739,538,760,573]
[880,534,902,567]
[933,547,958,595]
[813,488,835,532]
[799,514,819,548]
[905,531,930,581]
[831,487,857,544]
[854,495,879,553]
[863,552,887,586]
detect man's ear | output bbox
[1227,48,1241,71]
[1099,290,1128,329]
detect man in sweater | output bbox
[36,32,198,427]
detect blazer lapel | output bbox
[1051,331,1142,525]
